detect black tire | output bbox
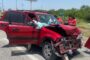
[42,42,58,60]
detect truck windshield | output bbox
[37,14,60,25]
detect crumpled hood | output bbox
[60,24,81,35]
[45,24,81,36]
[45,25,67,37]
[60,24,76,31]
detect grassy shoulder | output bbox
[77,19,90,37]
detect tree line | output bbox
[48,5,90,23]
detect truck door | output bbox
[4,11,36,45]
[27,13,41,42]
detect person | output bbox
[33,20,48,29]
[32,17,48,29]
[68,15,77,26]
[54,15,64,24]
[57,17,64,24]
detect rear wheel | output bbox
[42,42,57,60]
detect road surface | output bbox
[0,45,90,60]
[0,33,90,60]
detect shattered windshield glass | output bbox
[37,14,60,25]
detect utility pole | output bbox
[30,0,32,10]
[22,0,24,10]
[2,0,4,12]
[26,0,37,10]
[16,0,18,10]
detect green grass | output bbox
[77,18,90,37]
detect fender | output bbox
[38,33,62,46]
[0,30,9,47]
[43,34,62,42]
[37,27,63,45]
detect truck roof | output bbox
[4,10,49,15]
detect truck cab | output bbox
[0,10,82,60]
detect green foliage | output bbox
[84,13,90,22]
[48,5,90,23]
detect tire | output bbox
[42,42,57,60]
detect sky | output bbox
[0,0,90,10]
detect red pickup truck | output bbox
[0,10,82,60]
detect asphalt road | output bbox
[0,45,90,60]
[0,34,90,60]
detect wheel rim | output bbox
[43,43,52,60]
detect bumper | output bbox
[54,37,82,55]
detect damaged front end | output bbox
[45,25,82,56]
[55,36,82,54]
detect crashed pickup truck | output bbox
[0,10,82,60]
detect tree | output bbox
[48,5,90,23]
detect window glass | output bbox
[37,14,59,25]
[4,11,25,23]
[4,12,11,22]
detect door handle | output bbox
[12,28,19,32]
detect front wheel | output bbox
[42,42,57,60]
